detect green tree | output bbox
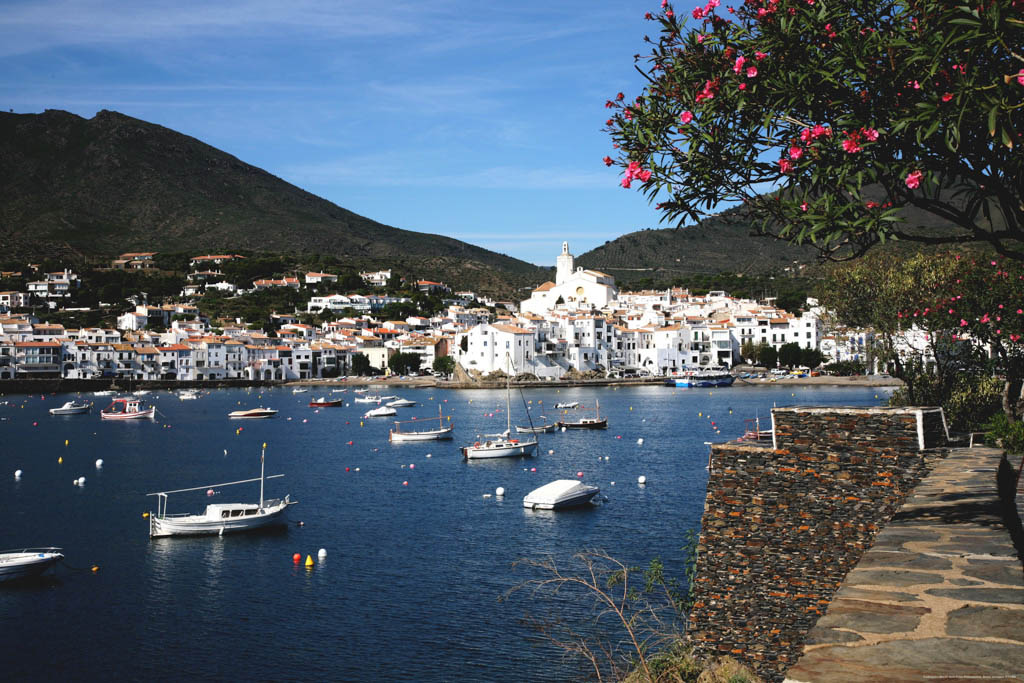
[778,342,803,368]
[351,353,373,376]
[740,340,758,362]
[606,0,1023,259]
[388,351,422,376]
[799,346,825,369]
[755,343,777,368]
[433,355,456,376]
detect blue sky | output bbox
[1,0,666,266]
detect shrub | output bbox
[985,413,1024,455]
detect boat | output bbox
[49,400,91,415]
[228,407,278,419]
[100,397,156,420]
[0,548,64,582]
[516,418,556,434]
[386,398,416,408]
[92,390,113,396]
[178,389,200,400]
[462,355,538,459]
[308,397,344,407]
[557,400,608,430]
[389,406,454,442]
[523,480,600,509]
[147,446,295,538]
[554,401,579,409]
[665,368,735,388]
[353,395,382,404]
[292,387,309,394]
[363,405,397,418]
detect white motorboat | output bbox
[92,390,113,396]
[292,387,309,394]
[554,401,579,409]
[389,406,454,442]
[523,480,600,509]
[100,397,155,420]
[178,389,200,400]
[462,355,538,460]
[0,548,64,582]
[228,407,278,419]
[147,446,295,538]
[49,400,91,415]
[363,405,397,418]
[386,398,416,408]
[353,395,382,404]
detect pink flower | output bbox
[812,124,829,138]
[755,51,767,60]
[778,158,793,174]
[842,138,862,154]
[863,128,879,141]
[733,56,746,74]
[905,170,923,189]
[680,110,694,124]
[789,146,803,160]
[621,177,632,189]
[738,83,746,91]
[800,202,808,212]
[603,156,613,166]
[941,92,953,102]
[746,66,758,78]
[696,33,705,43]
[1017,70,1024,86]
[960,319,968,327]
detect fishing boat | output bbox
[227,407,278,419]
[386,398,416,408]
[147,445,294,538]
[389,406,454,442]
[363,405,397,418]
[308,397,344,408]
[665,368,735,388]
[49,400,91,415]
[516,417,556,434]
[100,397,156,420]
[558,400,607,430]
[0,548,64,582]
[523,480,600,509]
[462,356,538,459]
[554,401,579,409]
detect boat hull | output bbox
[516,424,556,434]
[0,549,64,582]
[666,375,735,388]
[558,418,608,430]
[462,439,538,459]
[101,408,155,420]
[389,426,454,442]
[150,499,292,538]
[228,409,278,419]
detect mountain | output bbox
[0,109,546,293]
[577,207,820,281]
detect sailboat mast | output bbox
[259,442,266,509]
[506,354,512,435]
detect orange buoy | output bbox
[292,553,301,564]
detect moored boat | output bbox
[147,445,294,538]
[178,389,200,400]
[386,398,416,407]
[554,401,579,409]
[308,397,344,407]
[0,548,64,582]
[557,400,608,430]
[228,407,278,419]
[389,406,454,442]
[363,405,397,418]
[516,418,556,434]
[463,355,538,459]
[665,368,735,388]
[523,480,600,509]
[100,397,155,420]
[49,400,92,415]
[353,395,382,404]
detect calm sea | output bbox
[0,383,890,681]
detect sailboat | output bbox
[389,405,454,442]
[462,356,538,459]
[558,399,608,429]
[146,444,295,538]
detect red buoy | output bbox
[292,553,301,563]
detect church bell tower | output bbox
[555,241,574,285]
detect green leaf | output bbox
[987,106,998,137]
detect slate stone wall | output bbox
[686,406,946,682]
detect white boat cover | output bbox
[523,479,600,509]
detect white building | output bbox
[520,242,618,315]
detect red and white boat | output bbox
[100,397,155,420]
[308,397,344,408]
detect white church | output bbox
[519,242,618,315]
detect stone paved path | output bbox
[785,447,1024,682]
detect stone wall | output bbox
[687,406,947,682]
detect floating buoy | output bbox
[409,463,415,469]
[360,421,364,427]
[318,548,327,559]
[305,555,314,569]
[495,487,505,497]
[610,481,615,485]
[95,459,103,468]
[616,435,622,439]
[402,481,409,486]
[14,469,22,479]
[561,426,566,432]
[32,422,37,427]
[142,512,149,518]
[576,471,583,477]
[638,475,647,485]
[206,489,215,496]
[91,565,99,573]
[425,454,431,458]
[629,406,633,411]
[302,419,308,423]
[530,467,536,472]
[354,468,360,472]
[548,449,554,455]
[293,553,301,563]
[65,439,68,446]
[483,493,492,498]
[77,476,86,486]
[58,456,63,464]
[637,438,644,445]
[346,441,353,446]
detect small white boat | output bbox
[178,390,200,400]
[228,407,278,419]
[0,548,64,582]
[555,401,579,409]
[353,395,382,404]
[363,405,397,418]
[147,447,294,538]
[92,390,113,396]
[386,398,416,408]
[516,418,556,434]
[523,480,600,509]
[379,395,399,400]
[100,397,155,420]
[389,406,454,442]
[132,389,150,396]
[49,400,91,415]
[292,388,308,394]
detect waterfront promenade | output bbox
[785,446,1024,682]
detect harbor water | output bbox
[0,384,891,680]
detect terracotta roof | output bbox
[533,281,556,292]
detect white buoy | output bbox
[638,475,647,485]
[77,476,86,486]
[318,548,327,559]
[426,453,432,458]
[495,487,505,497]
[610,481,616,485]
[637,438,644,445]
[561,426,566,432]
[95,459,104,469]
[548,449,554,455]
[14,469,22,479]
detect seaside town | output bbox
[0,242,881,383]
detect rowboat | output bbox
[389,406,454,442]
